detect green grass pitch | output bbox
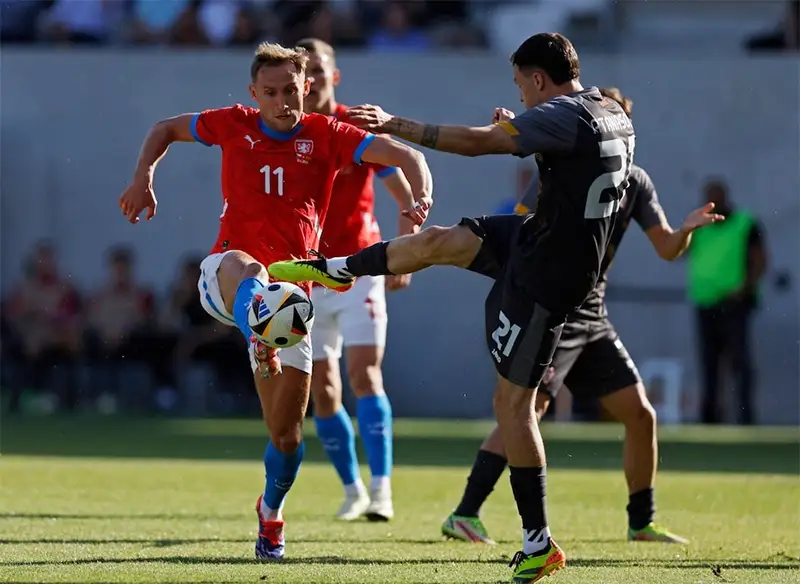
[1,416,798,583]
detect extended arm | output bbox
[383,118,519,157]
[379,169,419,235]
[360,135,433,212]
[645,202,724,261]
[132,114,197,180]
[347,101,575,158]
[645,224,694,261]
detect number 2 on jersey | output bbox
[260,165,284,196]
[584,136,635,219]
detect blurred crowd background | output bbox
[1,0,798,423]
[1,0,798,51]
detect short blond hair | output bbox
[250,42,309,81]
[600,87,633,118]
[295,38,336,65]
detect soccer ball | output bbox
[248,281,314,349]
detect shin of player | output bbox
[299,38,417,522]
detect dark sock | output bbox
[454,449,507,517]
[345,241,394,276]
[627,487,655,530]
[509,466,548,531]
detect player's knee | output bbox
[624,392,657,432]
[241,260,268,282]
[493,381,534,423]
[271,425,303,454]
[348,363,384,398]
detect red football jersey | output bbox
[317,103,397,258]
[191,105,374,291]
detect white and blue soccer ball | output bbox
[248,281,314,349]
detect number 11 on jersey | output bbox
[260,165,284,196]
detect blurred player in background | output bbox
[441,88,722,547]
[271,33,634,583]
[297,38,418,522]
[118,42,433,560]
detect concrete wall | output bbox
[2,50,798,423]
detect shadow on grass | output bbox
[2,416,798,474]
[0,533,622,546]
[2,555,797,570]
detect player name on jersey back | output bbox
[500,87,636,314]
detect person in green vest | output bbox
[689,179,768,424]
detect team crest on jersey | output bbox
[295,139,314,164]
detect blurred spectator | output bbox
[688,180,768,425]
[745,0,799,52]
[86,246,154,355]
[128,0,192,45]
[5,241,82,411]
[197,0,259,47]
[0,0,52,43]
[41,0,124,44]
[159,257,252,412]
[280,1,363,47]
[168,1,209,46]
[368,1,431,52]
[84,246,164,411]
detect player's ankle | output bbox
[522,526,552,555]
[344,479,367,496]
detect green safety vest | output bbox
[688,210,754,306]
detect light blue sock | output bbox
[356,394,393,479]
[314,408,361,487]
[232,277,264,339]
[263,440,304,511]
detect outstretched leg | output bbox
[268,224,483,289]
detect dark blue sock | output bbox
[315,408,360,487]
[233,277,264,339]
[263,440,304,511]
[357,394,393,478]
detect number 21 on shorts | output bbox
[492,311,521,360]
[585,135,635,219]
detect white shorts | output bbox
[197,251,313,374]
[311,275,387,361]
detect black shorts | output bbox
[460,215,568,390]
[539,326,642,400]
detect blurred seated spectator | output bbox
[0,0,52,44]
[158,257,252,414]
[84,246,160,410]
[278,0,363,47]
[5,241,82,412]
[368,1,431,52]
[128,0,192,45]
[41,0,124,44]
[198,0,259,47]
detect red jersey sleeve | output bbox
[329,119,376,170]
[191,106,241,147]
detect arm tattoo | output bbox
[420,125,440,149]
